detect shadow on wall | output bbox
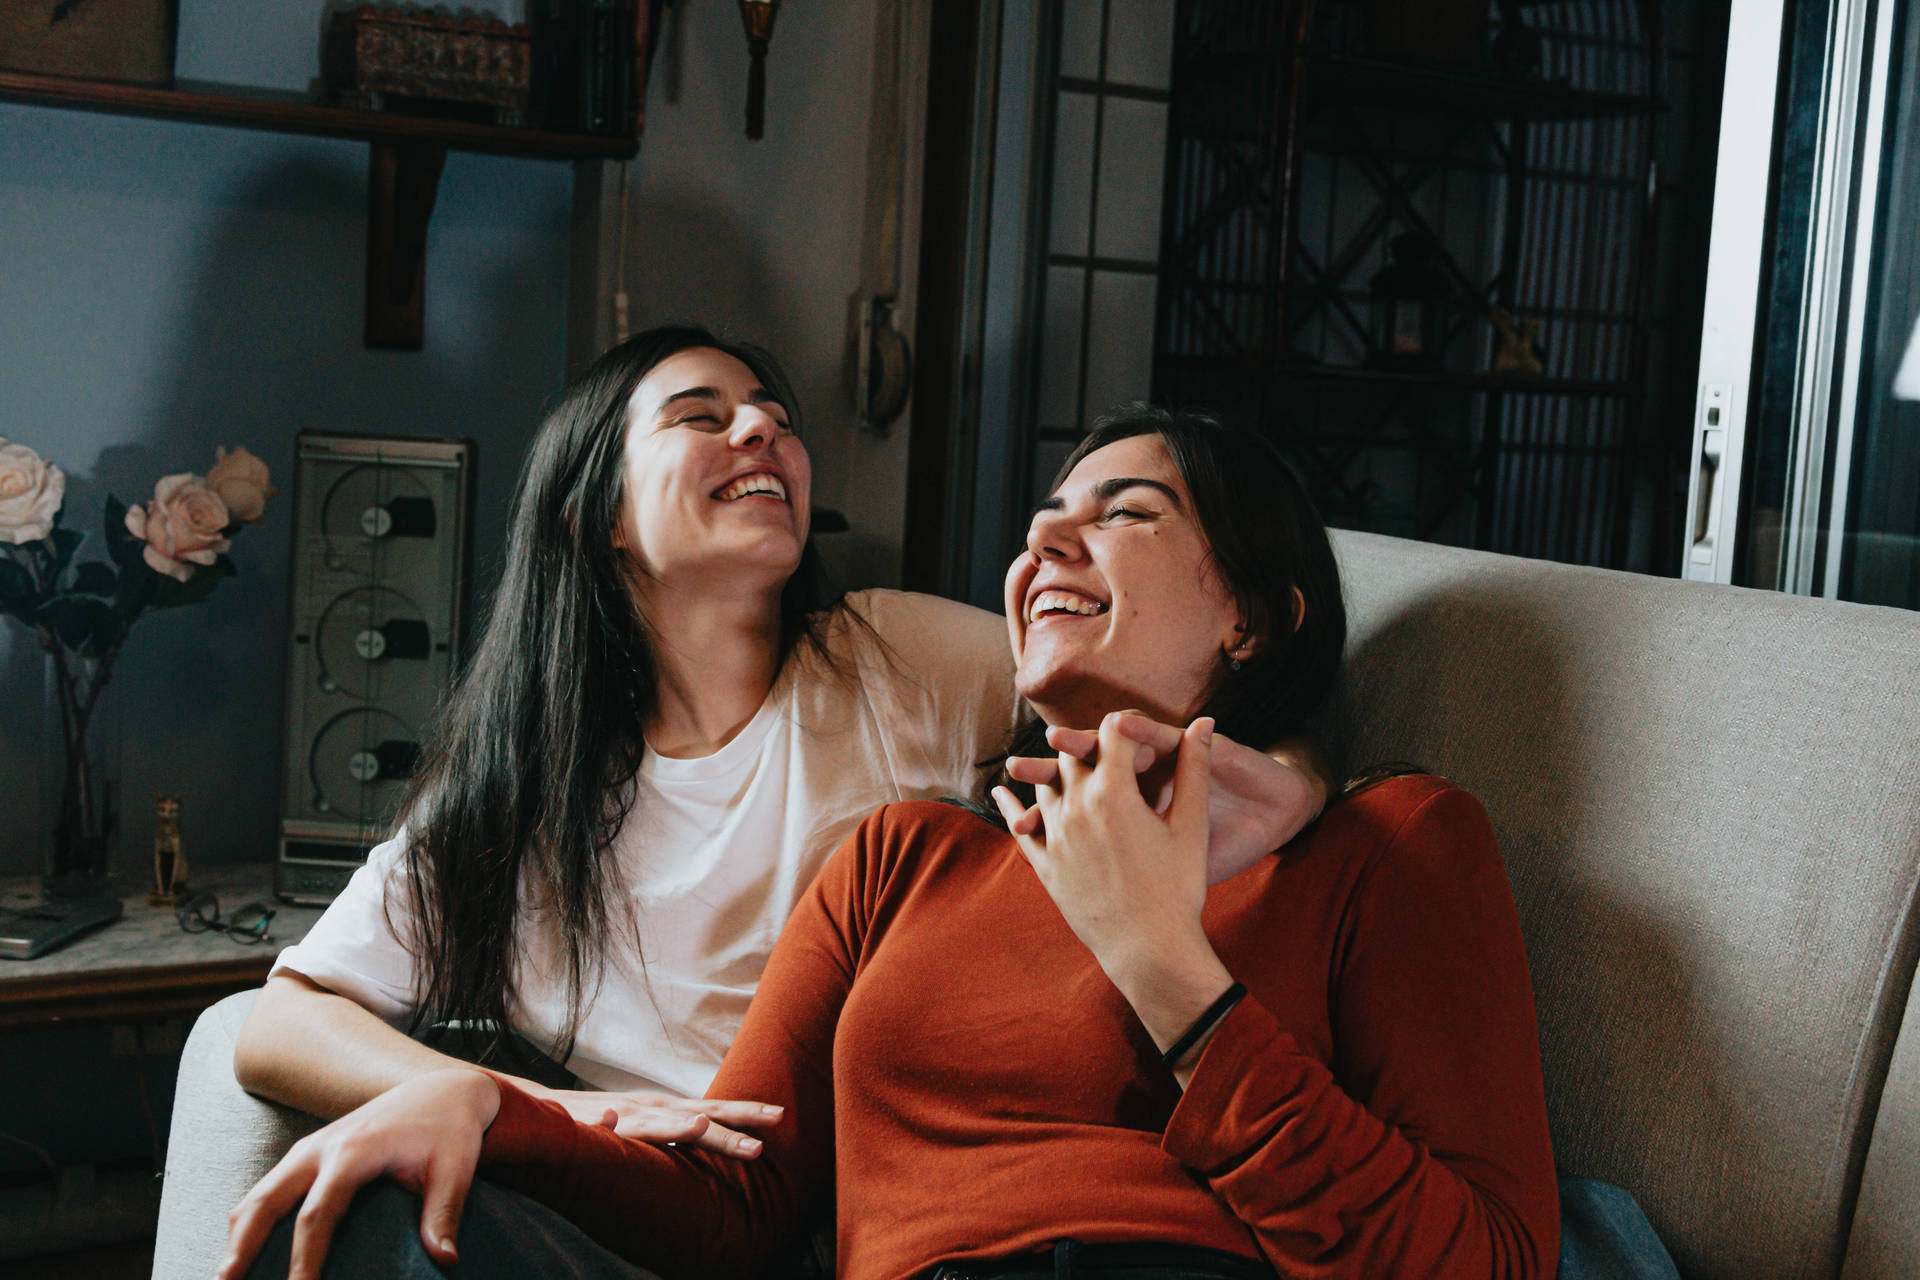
[619,191,895,591]
[1314,585,1788,1277]
[0,152,566,878]
[624,190,793,343]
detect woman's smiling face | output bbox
[616,347,812,591]
[1004,433,1246,730]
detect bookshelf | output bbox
[0,63,642,347]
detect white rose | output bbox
[0,438,66,546]
[206,445,278,524]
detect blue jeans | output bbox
[247,1173,1677,1279]
[244,1179,649,1280]
[1558,1177,1680,1280]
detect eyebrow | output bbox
[657,386,788,413]
[1032,476,1184,515]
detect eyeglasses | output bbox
[175,893,276,945]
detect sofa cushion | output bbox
[1842,971,1920,1278]
[1321,531,1920,1280]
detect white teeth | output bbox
[717,474,787,503]
[1030,589,1108,621]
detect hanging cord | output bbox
[613,160,633,345]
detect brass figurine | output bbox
[150,794,188,907]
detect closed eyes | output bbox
[669,411,794,434]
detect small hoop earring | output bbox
[1229,656,1242,672]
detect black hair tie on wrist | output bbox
[1161,981,1247,1071]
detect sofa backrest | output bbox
[1321,531,1920,1279]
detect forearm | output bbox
[1102,937,1237,1091]
[1169,786,1559,1276]
[233,972,487,1118]
[1167,1001,1555,1278]
[483,1082,786,1276]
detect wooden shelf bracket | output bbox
[365,139,448,349]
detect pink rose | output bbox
[0,438,66,546]
[206,445,277,524]
[126,473,232,582]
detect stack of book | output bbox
[533,0,661,136]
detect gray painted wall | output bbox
[0,4,572,879]
[1,0,922,882]
[620,0,920,593]
[0,1,916,1228]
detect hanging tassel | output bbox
[738,1,781,139]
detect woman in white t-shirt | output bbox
[233,326,1324,1159]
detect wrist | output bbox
[1161,981,1245,1071]
[445,1067,505,1130]
[1105,937,1234,1053]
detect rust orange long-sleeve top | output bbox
[481,775,1559,1279]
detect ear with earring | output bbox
[1228,622,1249,672]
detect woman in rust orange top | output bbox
[224,407,1559,1280]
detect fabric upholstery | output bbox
[152,990,322,1280]
[154,533,1920,1280]
[1842,968,1920,1278]
[1321,531,1920,1279]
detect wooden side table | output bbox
[0,864,326,1032]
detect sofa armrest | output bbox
[152,989,323,1280]
[1844,965,1920,1280]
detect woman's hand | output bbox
[993,715,1235,1061]
[219,1067,502,1280]
[526,1085,781,1157]
[1006,712,1326,882]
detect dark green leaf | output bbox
[149,555,235,610]
[38,596,114,650]
[70,561,117,596]
[115,557,157,620]
[47,528,82,573]
[104,496,143,567]
[87,611,130,657]
[0,557,35,613]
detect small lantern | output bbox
[739,0,782,140]
[1369,233,1449,369]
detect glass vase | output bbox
[42,648,122,898]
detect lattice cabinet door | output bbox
[1152,0,1668,568]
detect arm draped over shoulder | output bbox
[1166,781,1559,1277]
[478,782,1559,1280]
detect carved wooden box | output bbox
[323,5,532,125]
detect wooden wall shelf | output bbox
[0,69,639,347]
[0,70,638,159]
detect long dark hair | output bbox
[979,404,1346,811]
[395,325,829,1069]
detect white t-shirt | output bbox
[270,590,1020,1095]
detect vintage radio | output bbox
[276,433,472,904]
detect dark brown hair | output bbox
[979,404,1346,811]
[395,325,831,1071]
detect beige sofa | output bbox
[153,531,1920,1278]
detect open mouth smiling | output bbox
[1028,588,1109,623]
[713,472,789,504]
